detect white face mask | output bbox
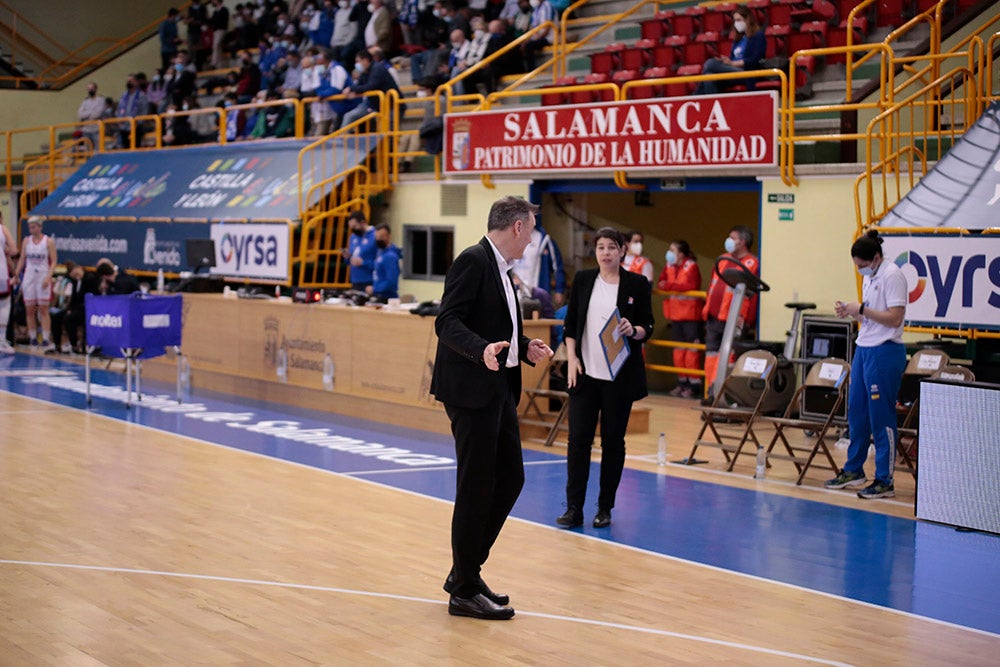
[529,0,540,7]
[665,250,677,266]
[629,242,643,256]
[857,265,874,277]
[733,19,746,34]
[339,1,349,7]
[474,29,485,39]
[724,237,737,254]
[416,89,428,97]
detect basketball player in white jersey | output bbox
[0,212,16,354]
[12,216,57,351]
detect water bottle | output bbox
[179,355,191,390]
[656,432,667,466]
[276,347,288,382]
[156,268,165,293]
[322,353,335,390]
[754,446,767,479]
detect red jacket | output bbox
[703,253,759,326]
[657,258,703,322]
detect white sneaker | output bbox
[40,341,56,353]
[0,340,14,354]
[61,343,73,354]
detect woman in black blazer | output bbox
[556,227,655,529]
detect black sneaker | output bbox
[556,507,583,528]
[857,480,895,499]
[824,470,868,489]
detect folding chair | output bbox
[761,357,850,485]
[897,362,974,476]
[519,343,569,447]
[686,350,778,471]
[895,348,950,477]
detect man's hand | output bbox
[526,338,553,364]
[483,341,510,371]
[350,255,364,267]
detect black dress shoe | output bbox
[448,593,515,620]
[593,509,612,528]
[556,507,583,528]
[443,572,509,606]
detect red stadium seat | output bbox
[630,66,670,99]
[703,3,737,34]
[765,24,791,59]
[590,43,627,75]
[791,0,837,23]
[787,20,828,55]
[622,39,657,72]
[667,63,703,97]
[766,0,798,28]
[542,76,578,106]
[653,35,687,70]
[874,0,905,27]
[696,31,721,60]
[746,0,771,28]
[826,15,868,64]
[578,72,614,103]
[613,69,642,88]
[663,8,701,37]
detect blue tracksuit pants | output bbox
[843,341,907,485]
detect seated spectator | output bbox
[48,261,86,354]
[341,47,401,128]
[96,262,140,295]
[186,96,219,143]
[221,91,247,140]
[511,0,533,37]
[411,2,451,81]
[695,6,765,95]
[482,18,519,89]
[452,15,493,94]
[162,102,194,146]
[251,89,296,138]
[280,48,304,92]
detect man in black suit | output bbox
[431,196,553,620]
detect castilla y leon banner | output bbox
[443,91,778,175]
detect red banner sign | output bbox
[443,91,778,175]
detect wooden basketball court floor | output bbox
[2,352,999,665]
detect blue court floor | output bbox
[2,352,998,637]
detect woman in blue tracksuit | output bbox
[694,6,767,95]
[826,230,908,499]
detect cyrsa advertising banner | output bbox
[881,235,1000,330]
[443,91,778,175]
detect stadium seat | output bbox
[765,24,791,59]
[826,15,869,64]
[590,43,626,75]
[542,76,577,106]
[791,0,837,23]
[667,63,703,97]
[653,35,687,70]
[695,31,721,61]
[577,72,614,103]
[622,39,657,72]
[787,20,828,55]
[766,0,799,28]
[662,8,701,37]
[703,3,737,34]
[746,0,771,28]
[641,15,667,41]
[630,66,670,99]
[874,0,905,27]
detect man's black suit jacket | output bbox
[562,267,655,403]
[431,237,532,410]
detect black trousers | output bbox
[444,374,524,599]
[565,374,634,513]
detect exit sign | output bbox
[768,193,795,203]
[778,208,794,221]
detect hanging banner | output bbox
[443,91,778,175]
[881,235,1000,330]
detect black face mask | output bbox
[88,90,96,97]
[375,239,387,249]
[352,227,366,236]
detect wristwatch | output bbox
[859,303,865,316]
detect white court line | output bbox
[0,558,854,666]
[346,458,564,476]
[4,389,997,640]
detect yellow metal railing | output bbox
[19,136,92,217]
[0,1,193,90]
[646,288,708,380]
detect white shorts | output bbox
[20,272,51,305]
